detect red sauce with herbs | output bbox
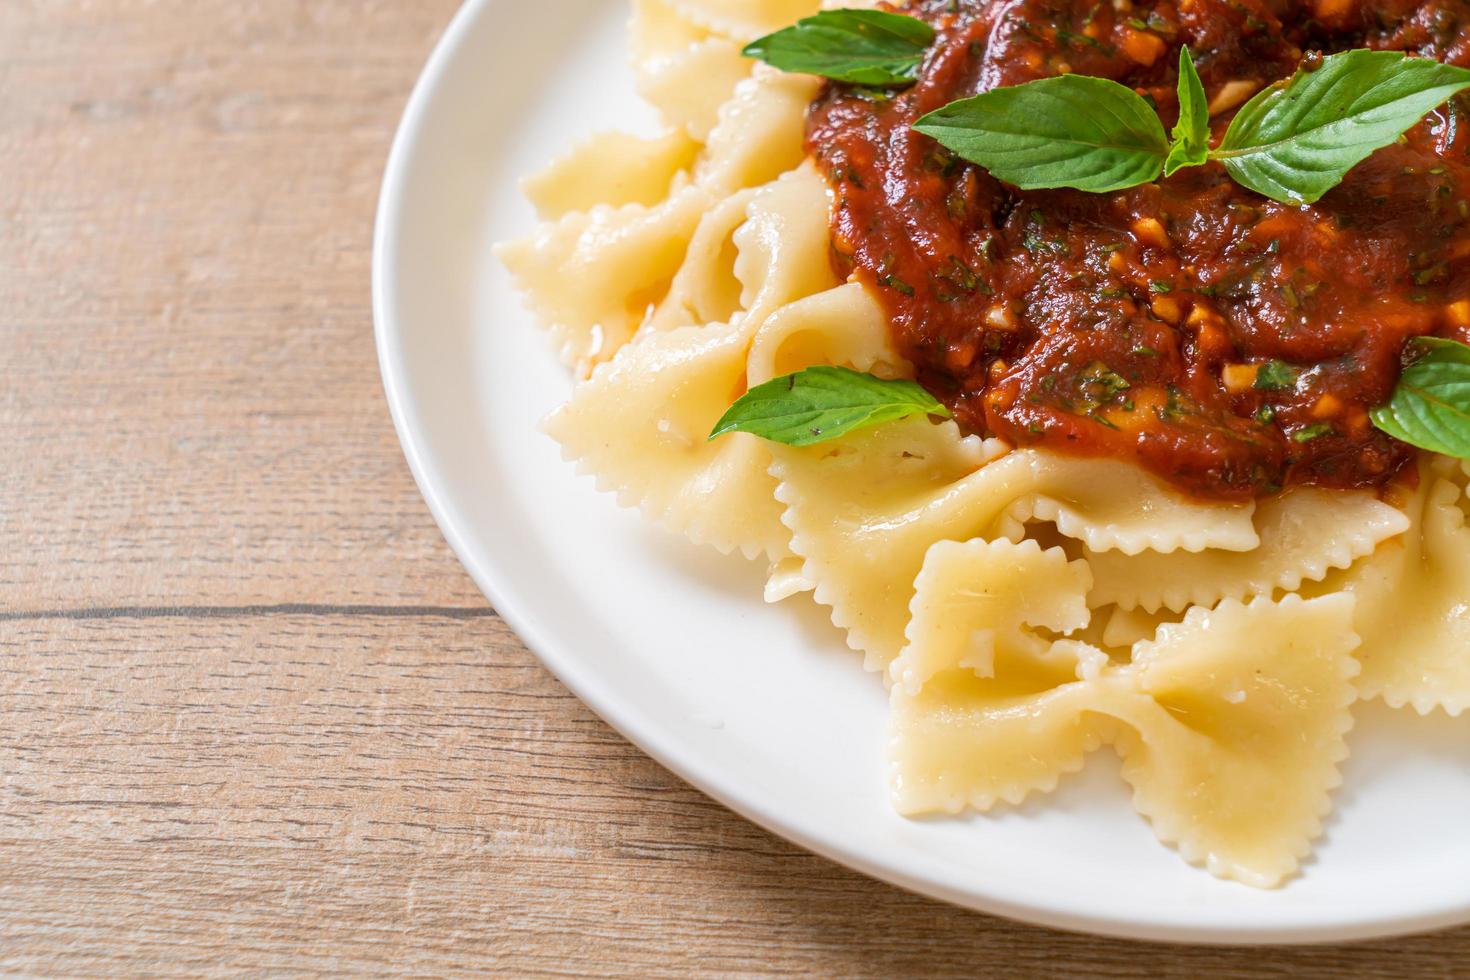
[806,0,1470,499]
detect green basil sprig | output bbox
[741,9,935,87]
[915,48,1470,204]
[1164,46,1209,177]
[709,365,949,446]
[1371,338,1470,458]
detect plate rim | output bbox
[371,0,1470,945]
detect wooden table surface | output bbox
[3,2,1467,974]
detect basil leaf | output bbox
[912,75,1168,192]
[1214,50,1470,204]
[1371,337,1470,458]
[1164,47,1209,176]
[742,9,935,87]
[709,365,949,447]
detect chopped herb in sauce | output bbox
[877,273,915,296]
[1254,361,1299,391]
[1293,423,1336,443]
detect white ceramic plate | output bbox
[373,0,1470,943]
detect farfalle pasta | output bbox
[500,0,1470,887]
[889,541,1359,886]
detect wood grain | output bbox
[2,0,1467,974]
[0,0,478,612]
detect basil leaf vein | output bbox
[1371,337,1470,458]
[742,9,935,87]
[709,365,950,446]
[1164,47,1210,176]
[1215,51,1470,204]
[913,75,1168,192]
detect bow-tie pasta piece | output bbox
[891,669,1104,814]
[891,584,1359,886]
[667,0,821,41]
[728,165,842,335]
[500,66,818,373]
[1112,594,1360,887]
[1087,488,1410,613]
[756,377,1007,605]
[545,320,786,560]
[745,282,904,386]
[644,163,833,337]
[498,187,713,371]
[632,0,714,68]
[757,325,970,605]
[995,456,1258,555]
[693,67,823,195]
[544,174,856,562]
[771,423,1034,670]
[630,0,751,140]
[892,538,1093,695]
[1331,472,1470,715]
[697,69,822,195]
[522,129,699,220]
[641,41,752,142]
[889,539,1103,811]
[641,188,760,334]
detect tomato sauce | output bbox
[806,0,1470,499]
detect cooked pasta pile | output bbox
[498,0,1470,887]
